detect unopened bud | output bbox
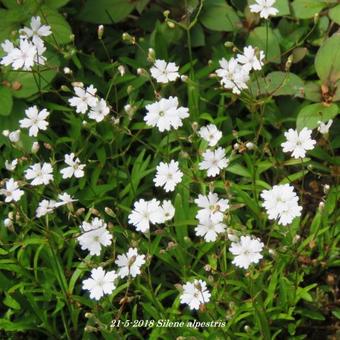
[245,142,255,150]
[147,48,155,63]
[285,55,293,71]
[2,130,10,137]
[137,68,147,76]
[31,141,40,153]
[63,67,72,75]
[167,21,175,28]
[233,143,240,150]
[71,81,84,88]
[224,41,234,48]
[97,25,104,40]
[323,184,330,194]
[118,65,125,76]
[4,218,13,228]
[180,75,188,82]
[204,264,211,272]
[104,207,115,217]
[191,121,199,131]
[163,10,170,18]
[314,13,319,24]
[122,32,135,44]
[319,201,325,210]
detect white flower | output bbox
[161,200,175,222]
[236,45,265,71]
[19,105,49,137]
[249,0,279,19]
[195,192,229,223]
[68,85,98,114]
[19,16,52,46]
[115,248,146,278]
[60,153,85,179]
[229,235,264,269]
[0,38,38,71]
[55,193,77,207]
[82,267,118,300]
[317,120,333,135]
[8,130,21,143]
[88,98,110,122]
[261,184,302,225]
[198,124,222,147]
[128,198,164,233]
[77,218,112,256]
[150,59,180,83]
[180,279,211,310]
[25,162,54,186]
[195,216,226,242]
[0,179,24,203]
[153,160,183,192]
[199,147,229,177]
[216,58,250,94]
[281,128,316,159]
[144,96,189,132]
[5,159,18,171]
[36,199,56,218]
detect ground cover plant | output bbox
[0,0,339,339]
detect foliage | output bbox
[0,0,339,339]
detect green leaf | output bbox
[250,72,304,97]
[78,0,135,24]
[296,103,338,130]
[3,293,21,310]
[315,33,340,83]
[291,0,327,19]
[0,87,13,116]
[329,4,340,24]
[200,0,241,32]
[275,0,290,16]
[247,27,281,63]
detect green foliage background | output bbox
[0,0,339,339]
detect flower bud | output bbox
[180,75,188,82]
[167,21,175,28]
[323,184,330,194]
[2,130,10,137]
[246,142,255,150]
[233,143,240,150]
[97,25,104,40]
[118,65,125,76]
[4,218,13,228]
[147,48,155,63]
[31,142,40,153]
[63,67,72,75]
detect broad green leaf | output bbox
[200,0,241,32]
[315,33,340,83]
[247,26,281,63]
[250,72,304,97]
[329,4,340,24]
[0,87,13,116]
[296,103,338,130]
[78,0,135,24]
[291,0,327,19]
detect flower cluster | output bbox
[68,84,110,122]
[216,45,264,94]
[1,16,51,70]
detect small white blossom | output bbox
[77,218,112,256]
[68,85,98,114]
[5,159,18,171]
[216,58,250,94]
[249,0,279,19]
[180,279,211,310]
[195,192,229,223]
[19,16,52,46]
[60,153,85,179]
[88,98,110,122]
[154,160,183,192]
[199,147,229,177]
[144,96,189,132]
[236,46,265,71]
[25,162,54,186]
[115,247,146,278]
[198,124,222,147]
[0,179,24,203]
[261,184,302,225]
[281,128,316,159]
[317,120,333,135]
[36,199,56,218]
[19,105,49,137]
[128,199,164,233]
[229,235,264,269]
[195,216,226,242]
[82,267,118,300]
[55,193,77,207]
[150,59,180,83]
